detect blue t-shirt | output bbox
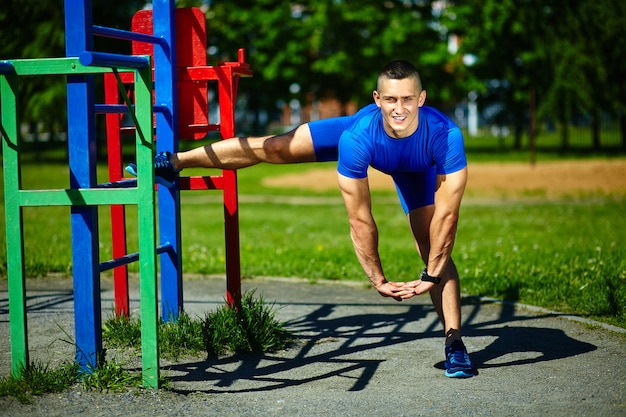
[337,104,467,179]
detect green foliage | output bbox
[81,359,143,392]
[457,201,626,327]
[201,0,451,108]
[446,0,626,141]
[4,0,624,143]
[102,312,142,349]
[101,291,289,358]
[203,290,289,355]
[159,311,206,360]
[0,361,79,404]
[103,311,205,360]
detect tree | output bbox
[0,0,145,146]
[445,0,626,149]
[575,0,626,149]
[200,0,453,123]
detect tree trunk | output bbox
[591,112,601,150]
[621,113,626,149]
[560,119,569,151]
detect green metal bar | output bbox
[134,63,160,388]
[4,57,135,77]
[1,72,29,376]
[16,188,142,207]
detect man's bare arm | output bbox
[338,173,414,301]
[427,167,468,277]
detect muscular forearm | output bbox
[426,209,459,277]
[425,169,466,279]
[349,217,386,287]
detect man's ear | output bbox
[419,90,427,106]
[373,90,382,107]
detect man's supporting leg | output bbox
[407,206,462,343]
[428,260,462,345]
[408,206,475,377]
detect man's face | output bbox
[373,77,426,138]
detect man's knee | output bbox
[262,134,293,163]
[264,125,315,163]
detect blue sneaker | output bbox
[125,151,178,188]
[444,340,476,378]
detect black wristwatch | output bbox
[420,268,442,284]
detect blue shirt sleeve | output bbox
[337,130,371,179]
[432,126,467,175]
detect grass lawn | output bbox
[0,155,624,328]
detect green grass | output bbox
[0,361,79,404]
[203,289,289,355]
[0,290,285,402]
[103,310,206,360]
[456,201,626,327]
[0,358,147,403]
[0,156,625,328]
[102,290,288,358]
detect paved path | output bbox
[0,276,624,416]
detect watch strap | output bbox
[420,268,442,284]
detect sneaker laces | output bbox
[154,152,172,169]
[446,340,471,367]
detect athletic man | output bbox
[127,60,476,378]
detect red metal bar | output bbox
[215,65,242,307]
[178,175,224,190]
[104,72,130,317]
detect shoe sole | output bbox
[445,369,476,378]
[124,164,175,188]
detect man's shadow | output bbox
[457,298,597,369]
[165,298,597,394]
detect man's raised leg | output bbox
[171,123,317,171]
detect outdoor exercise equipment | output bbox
[0,0,250,388]
[103,7,252,319]
[0,55,158,385]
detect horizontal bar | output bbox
[1,57,134,76]
[95,104,130,114]
[92,25,164,45]
[178,65,253,82]
[17,188,143,206]
[80,51,149,70]
[94,104,167,114]
[179,176,224,190]
[96,179,138,188]
[0,61,15,74]
[186,124,220,132]
[99,242,173,272]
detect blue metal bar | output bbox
[92,25,164,45]
[65,0,101,374]
[94,104,130,114]
[0,61,14,74]
[153,0,183,322]
[96,179,137,188]
[99,243,172,272]
[79,51,149,69]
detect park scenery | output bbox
[3,156,625,327]
[1,0,625,413]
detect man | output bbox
[127,60,476,378]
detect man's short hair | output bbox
[378,60,422,91]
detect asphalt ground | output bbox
[0,275,625,416]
